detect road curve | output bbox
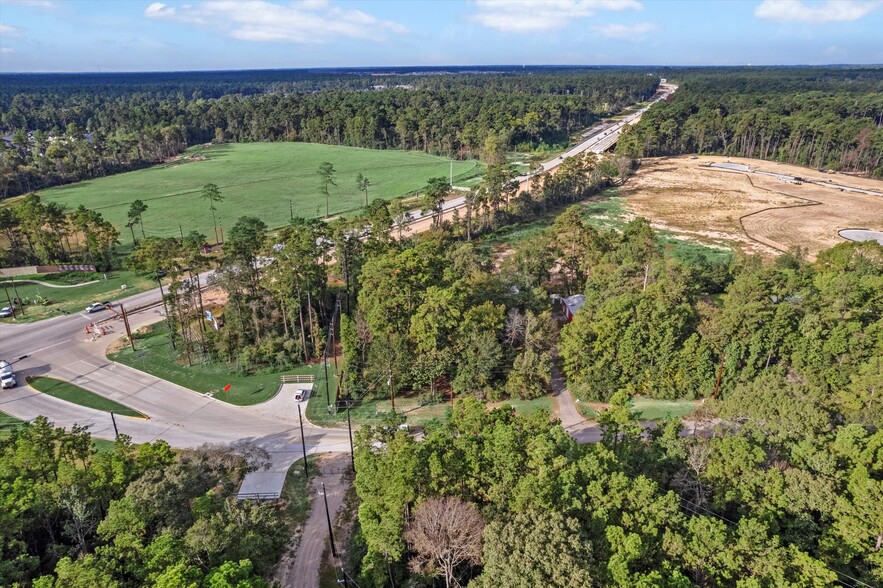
[0,277,349,453]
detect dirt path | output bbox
[551,358,588,434]
[0,278,99,288]
[276,453,351,588]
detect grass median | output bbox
[26,376,145,418]
[110,321,331,406]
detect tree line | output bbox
[617,69,883,175]
[0,418,288,587]
[0,70,657,198]
[351,377,882,586]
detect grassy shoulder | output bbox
[0,410,119,452]
[26,376,145,418]
[578,397,699,422]
[307,382,554,428]
[0,410,24,439]
[110,321,329,406]
[281,455,317,527]
[31,142,484,244]
[0,270,155,323]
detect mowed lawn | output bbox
[0,271,155,323]
[36,143,484,244]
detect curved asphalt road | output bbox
[0,279,349,454]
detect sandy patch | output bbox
[621,156,883,258]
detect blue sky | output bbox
[1,0,881,72]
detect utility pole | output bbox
[155,271,175,351]
[110,412,119,438]
[120,303,135,352]
[347,403,355,473]
[4,287,16,319]
[290,199,294,222]
[331,299,339,372]
[340,568,350,587]
[324,351,331,414]
[11,277,23,315]
[298,404,308,478]
[389,368,395,412]
[321,482,337,558]
[178,224,185,241]
[450,159,453,188]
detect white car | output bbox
[0,306,14,318]
[85,302,106,313]
[1,373,16,389]
[0,361,13,377]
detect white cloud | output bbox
[754,0,881,23]
[144,0,408,44]
[1,0,56,8]
[596,21,657,39]
[0,23,25,37]
[470,0,642,33]
[0,47,15,54]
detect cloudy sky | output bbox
[1,0,881,72]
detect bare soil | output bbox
[622,155,883,259]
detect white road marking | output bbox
[24,339,72,356]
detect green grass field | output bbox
[109,321,332,406]
[26,376,145,418]
[0,271,155,323]
[630,398,698,421]
[0,410,24,438]
[0,410,116,452]
[31,143,483,244]
[307,384,553,429]
[479,189,733,265]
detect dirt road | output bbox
[275,453,351,588]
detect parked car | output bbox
[0,361,13,377]
[1,373,16,389]
[86,302,106,313]
[0,306,14,318]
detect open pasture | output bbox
[32,143,483,244]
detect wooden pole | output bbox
[347,404,355,473]
[298,404,308,477]
[120,304,135,352]
[322,482,337,558]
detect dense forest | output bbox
[618,67,883,175]
[0,419,288,587]
[348,229,882,587]
[0,68,658,197]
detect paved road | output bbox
[0,278,350,454]
[513,81,677,184]
[398,80,677,228]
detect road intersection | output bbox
[0,79,680,456]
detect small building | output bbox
[558,294,585,322]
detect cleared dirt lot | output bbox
[621,156,883,258]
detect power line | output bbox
[678,497,874,588]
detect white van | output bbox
[1,373,16,389]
